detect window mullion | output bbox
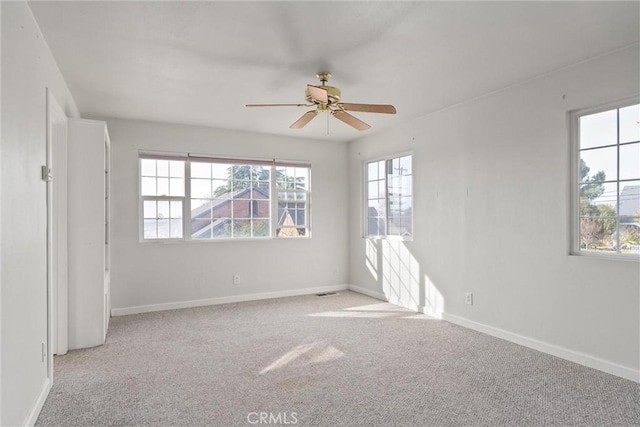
[185,160,192,241]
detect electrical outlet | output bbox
[233,274,240,285]
[464,292,473,305]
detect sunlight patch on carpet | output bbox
[259,341,345,375]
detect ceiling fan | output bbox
[246,72,396,131]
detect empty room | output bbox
[1,1,639,426]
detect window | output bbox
[140,156,185,239]
[365,154,412,238]
[139,153,310,241]
[190,159,271,239]
[276,165,310,237]
[572,101,640,258]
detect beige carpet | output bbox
[37,291,639,426]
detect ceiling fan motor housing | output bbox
[305,86,341,105]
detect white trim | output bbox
[442,312,639,383]
[348,284,387,301]
[111,285,349,316]
[23,379,51,427]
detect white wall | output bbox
[105,118,349,312]
[348,45,640,380]
[0,2,79,425]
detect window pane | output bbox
[368,199,385,218]
[191,162,211,179]
[254,200,270,219]
[233,219,252,237]
[580,217,614,252]
[157,178,169,196]
[170,219,183,238]
[141,159,156,176]
[619,104,640,144]
[277,227,300,237]
[619,181,640,220]
[253,219,271,237]
[368,181,379,199]
[620,221,640,255]
[580,109,617,149]
[367,216,386,236]
[157,219,170,238]
[211,164,229,179]
[191,219,212,239]
[156,160,169,177]
[143,201,157,219]
[580,147,616,183]
[141,177,156,196]
[143,219,157,239]
[620,143,640,180]
[212,179,230,198]
[400,176,412,196]
[192,199,213,220]
[157,201,170,219]
[191,198,210,210]
[210,198,231,219]
[169,161,184,178]
[234,182,251,199]
[191,179,212,199]
[378,161,385,179]
[253,185,270,198]
[170,178,184,196]
[170,201,182,219]
[211,219,232,238]
[580,181,616,218]
[367,162,378,181]
[400,155,412,176]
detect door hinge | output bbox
[41,165,53,182]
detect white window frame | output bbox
[363,152,413,240]
[138,153,187,242]
[139,151,311,242]
[275,161,312,238]
[570,96,640,261]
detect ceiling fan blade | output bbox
[307,85,328,103]
[246,103,309,107]
[333,111,371,131]
[339,103,397,114]
[290,111,318,129]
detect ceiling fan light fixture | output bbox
[245,71,396,131]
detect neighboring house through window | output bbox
[572,101,640,258]
[139,153,310,241]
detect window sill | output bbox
[363,235,414,242]
[140,236,311,244]
[570,251,639,262]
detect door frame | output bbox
[46,88,68,374]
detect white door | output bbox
[47,89,68,360]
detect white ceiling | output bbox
[29,1,639,142]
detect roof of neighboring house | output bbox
[191,186,270,220]
[619,185,640,218]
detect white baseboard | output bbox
[443,312,639,383]
[111,285,349,316]
[24,378,51,426]
[347,285,387,301]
